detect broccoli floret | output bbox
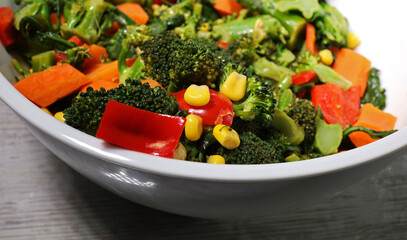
[312,1,348,48]
[141,31,223,89]
[64,79,185,136]
[231,67,276,127]
[61,0,107,44]
[216,131,287,164]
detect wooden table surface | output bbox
[1,99,407,240]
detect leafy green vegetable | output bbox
[361,68,386,110]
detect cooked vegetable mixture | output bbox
[2,0,398,164]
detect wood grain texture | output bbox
[1,99,407,240]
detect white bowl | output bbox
[1,0,407,219]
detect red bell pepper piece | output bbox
[291,71,318,85]
[68,35,83,46]
[96,100,186,158]
[0,7,20,47]
[305,23,318,55]
[172,89,234,126]
[54,51,67,64]
[311,83,361,128]
[217,41,230,50]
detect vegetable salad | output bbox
[2,0,397,164]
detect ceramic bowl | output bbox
[1,0,407,219]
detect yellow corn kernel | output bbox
[200,23,210,32]
[173,143,187,160]
[319,49,334,66]
[207,155,225,164]
[348,32,361,49]
[185,114,203,141]
[213,124,240,150]
[184,84,210,106]
[221,71,247,101]
[54,112,66,123]
[41,108,53,116]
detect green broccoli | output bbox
[220,63,276,128]
[140,31,224,89]
[64,79,186,136]
[14,0,52,31]
[312,1,348,48]
[225,34,294,81]
[61,0,107,44]
[216,131,288,164]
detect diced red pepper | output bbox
[0,7,20,47]
[172,89,234,126]
[291,71,318,85]
[68,35,83,46]
[217,41,230,50]
[96,100,186,158]
[54,51,67,63]
[305,23,318,55]
[311,83,361,128]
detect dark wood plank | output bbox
[1,99,407,240]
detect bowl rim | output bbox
[1,73,407,182]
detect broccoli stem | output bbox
[32,50,55,72]
[61,0,106,44]
[11,59,30,79]
[343,126,397,140]
[314,117,342,155]
[312,63,352,90]
[252,57,294,82]
[14,0,51,31]
[118,39,145,84]
[236,0,307,50]
[212,15,285,43]
[271,108,305,146]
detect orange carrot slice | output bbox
[213,0,244,16]
[82,44,109,70]
[14,63,91,107]
[349,103,397,147]
[117,3,149,25]
[333,48,371,96]
[84,60,119,83]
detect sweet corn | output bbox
[200,23,210,32]
[213,124,240,150]
[319,49,334,66]
[54,112,66,123]
[184,84,210,106]
[185,114,203,141]
[221,71,247,101]
[173,143,187,160]
[348,32,361,49]
[41,108,52,116]
[207,155,225,164]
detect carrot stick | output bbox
[349,103,397,147]
[333,48,371,96]
[82,44,109,70]
[141,79,164,89]
[14,63,91,107]
[0,7,19,47]
[305,23,318,55]
[83,60,119,83]
[80,80,119,93]
[213,0,244,17]
[117,3,149,25]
